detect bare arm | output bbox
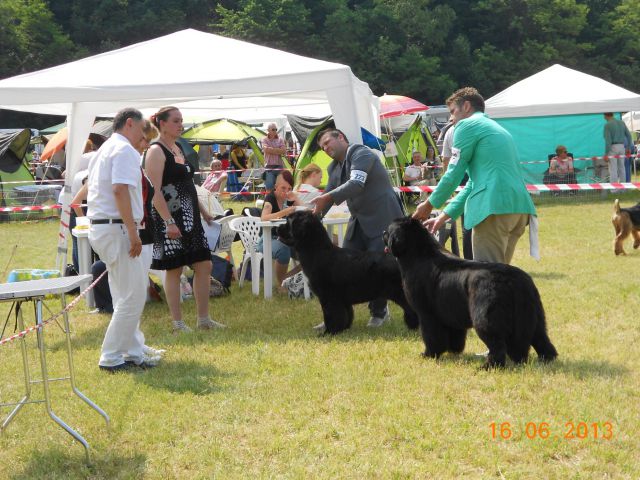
[71,183,88,217]
[113,183,142,257]
[261,200,295,221]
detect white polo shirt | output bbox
[87,133,143,222]
[442,125,455,159]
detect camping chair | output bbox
[544,153,578,185]
[229,216,263,295]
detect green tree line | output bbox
[1,0,640,127]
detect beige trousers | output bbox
[472,213,529,264]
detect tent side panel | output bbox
[495,114,604,184]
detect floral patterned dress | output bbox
[150,143,210,270]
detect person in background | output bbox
[202,158,228,194]
[294,163,323,206]
[145,106,225,333]
[261,123,287,190]
[257,171,300,291]
[414,87,536,265]
[228,143,248,198]
[441,115,472,260]
[603,112,633,186]
[68,140,98,271]
[549,145,575,178]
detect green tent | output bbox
[292,118,334,187]
[182,118,266,165]
[385,116,439,177]
[293,116,403,188]
[0,129,36,219]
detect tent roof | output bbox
[0,29,374,121]
[0,28,378,183]
[485,64,640,118]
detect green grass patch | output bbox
[1,195,639,478]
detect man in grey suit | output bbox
[312,128,403,329]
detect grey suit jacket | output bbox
[324,144,403,240]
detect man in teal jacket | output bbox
[413,87,536,264]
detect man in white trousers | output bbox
[87,108,158,372]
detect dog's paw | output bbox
[421,350,439,360]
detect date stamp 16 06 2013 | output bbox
[489,421,614,441]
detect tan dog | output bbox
[612,199,640,255]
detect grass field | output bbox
[0,193,639,479]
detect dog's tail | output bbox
[531,304,558,363]
[614,198,621,215]
[522,279,558,362]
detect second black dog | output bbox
[277,211,419,334]
[385,217,558,368]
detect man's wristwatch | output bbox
[164,217,176,227]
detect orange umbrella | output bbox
[40,127,68,161]
[40,120,112,161]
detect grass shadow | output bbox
[49,320,107,353]
[419,352,629,378]
[11,447,146,480]
[132,359,233,395]
[545,358,629,379]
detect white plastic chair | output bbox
[211,215,239,269]
[229,216,263,295]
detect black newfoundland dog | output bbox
[385,217,558,368]
[277,211,419,334]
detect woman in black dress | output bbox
[145,106,225,332]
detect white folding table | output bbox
[0,275,109,462]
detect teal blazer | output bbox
[429,112,536,229]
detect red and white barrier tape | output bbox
[518,153,638,165]
[0,270,106,347]
[398,182,640,193]
[2,182,639,212]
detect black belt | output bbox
[90,218,124,225]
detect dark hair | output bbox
[278,170,294,188]
[446,87,485,113]
[317,128,348,146]
[112,108,143,131]
[150,106,179,128]
[604,112,614,118]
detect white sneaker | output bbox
[172,320,192,333]
[143,345,166,357]
[141,354,161,366]
[367,311,390,328]
[197,317,226,329]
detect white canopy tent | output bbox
[0,29,379,183]
[485,64,640,118]
[622,111,640,132]
[0,29,378,271]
